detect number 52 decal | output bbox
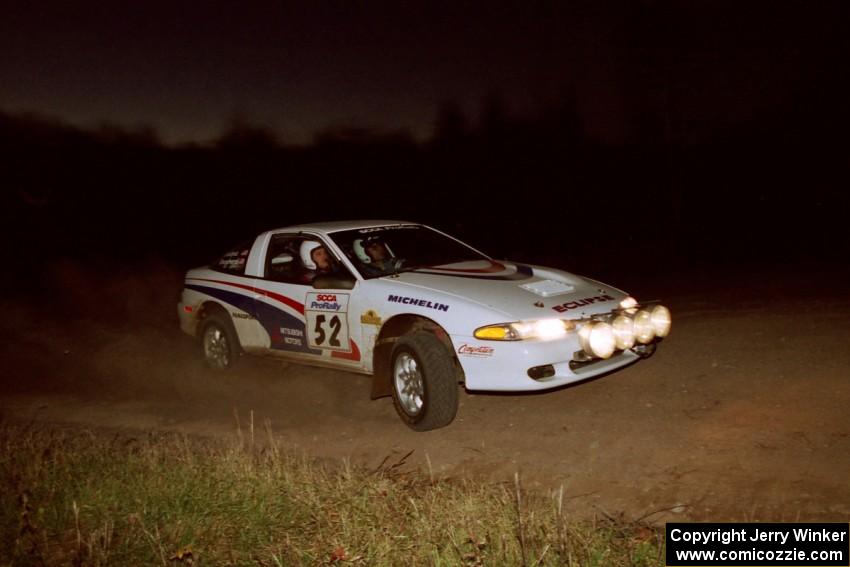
[306,312,350,351]
[306,292,351,352]
[313,314,341,347]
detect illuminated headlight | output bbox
[650,305,671,338]
[474,319,574,341]
[612,315,635,350]
[633,309,655,344]
[619,296,638,310]
[578,322,616,359]
[531,319,574,340]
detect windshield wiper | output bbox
[394,258,485,275]
[391,262,424,275]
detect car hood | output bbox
[386,260,626,320]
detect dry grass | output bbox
[0,422,663,566]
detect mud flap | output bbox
[370,341,393,399]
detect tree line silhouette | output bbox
[1,84,847,293]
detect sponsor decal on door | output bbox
[306,293,351,352]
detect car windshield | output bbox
[329,225,489,279]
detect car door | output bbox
[252,233,363,370]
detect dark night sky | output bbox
[2,1,846,146]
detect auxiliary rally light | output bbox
[650,305,671,337]
[580,304,671,359]
[633,309,655,344]
[578,322,616,359]
[612,314,635,350]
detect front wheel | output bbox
[390,331,459,431]
[200,312,239,370]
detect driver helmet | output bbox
[299,240,323,270]
[354,236,391,264]
[353,238,371,264]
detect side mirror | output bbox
[312,275,356,290]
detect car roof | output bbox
[267,219,418,236]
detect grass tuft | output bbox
[0,423,663,565]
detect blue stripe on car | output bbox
[186,284,320,355]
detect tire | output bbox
[390,331,459,431]
[200,311,240,370]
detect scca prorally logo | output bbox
[309,292,346,312]
[457,344,494,357]
[552,294,615,313]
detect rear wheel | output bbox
[200,312,239,370]
[390,331,458,431]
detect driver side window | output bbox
[264,234,352,284]
[265,235,309,283]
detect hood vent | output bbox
[519,279,575,298]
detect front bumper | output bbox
[452,332,646,392]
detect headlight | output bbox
[633,309,655,343]
[650,305,671,338]
[578,322,616,359]
[530,319,573,340]
[612,314,635,350]
[619,296,638,310]
[474,319,574,341]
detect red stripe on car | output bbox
[332,339,361,361]
[188,278,305,315]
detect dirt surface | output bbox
[2,262,849,523]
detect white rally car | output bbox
[178,221,670,430]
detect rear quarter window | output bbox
[213,243,251,275]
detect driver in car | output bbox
[356,236,403,276]
[299,241,336,283]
